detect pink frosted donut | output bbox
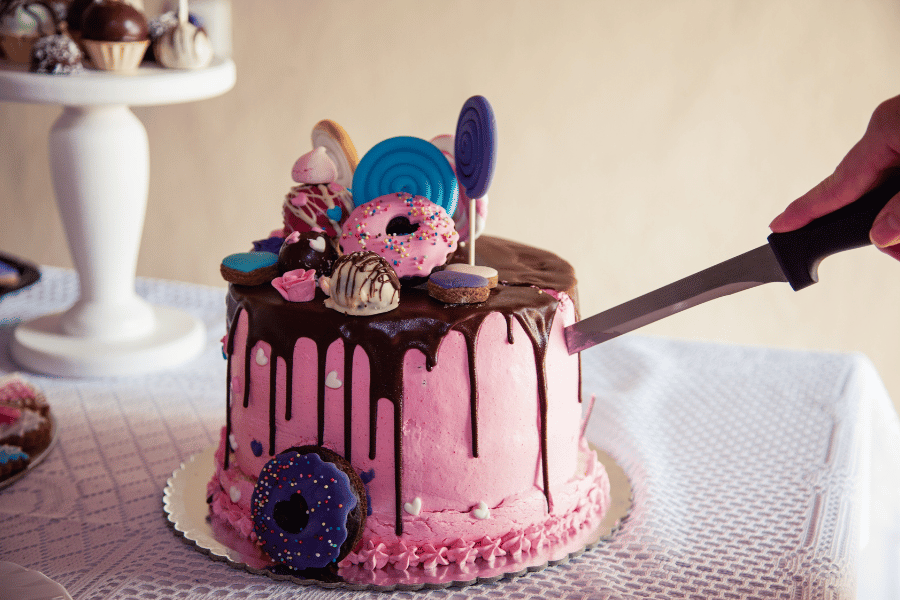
[338,192,459,280]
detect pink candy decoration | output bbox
[292,147,339,184]
[272,269,317,302]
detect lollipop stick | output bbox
[468,198,476,265]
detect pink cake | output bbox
[207,115,611,584]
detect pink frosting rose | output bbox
[272,268,317,302]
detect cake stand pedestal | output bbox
[0,58,236,377]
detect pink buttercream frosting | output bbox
[207,289,614,573]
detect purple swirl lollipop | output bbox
[454,96,497,200]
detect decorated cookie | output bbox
[251,445,366,571]
[444,263,499,288]
[220,252,279,286]
[311,119,358,190]
[427,270,491,304]
[351,136,458,217]
[338,192,459,283]
[277,230,338,278]
[321,251,400,316]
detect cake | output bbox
[206,100,612,583]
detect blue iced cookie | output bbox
[427,269,491,304]
[220,252,279,286]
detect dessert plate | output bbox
[163,444,631,591]
[0,413,58,491]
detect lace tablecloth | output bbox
[1,267,898,599]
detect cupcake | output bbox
[0,0,57,63]
[80,0,148,71]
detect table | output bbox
[1,267,898,599]
[0,58,235,378]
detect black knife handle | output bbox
[767,173,900,291]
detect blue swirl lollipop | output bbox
[351,136,458,216]
[454,96,497,199]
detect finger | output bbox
[770,138,885,232]
[771,95,900,233]
[870,190,900,248]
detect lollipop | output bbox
[351,136,458,217]
[311,119,358,190]
[430,134,488,243]
[455,95,497,265]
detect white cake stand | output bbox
[0,58,236,377]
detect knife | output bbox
[564,175,900,354]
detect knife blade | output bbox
[564,175,900,355]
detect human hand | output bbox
[769,95,900,260]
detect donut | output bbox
[251,446,366,571]
[338,192,459,281]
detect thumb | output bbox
[870,191,900,256]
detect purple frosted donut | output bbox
[251,446,366,570]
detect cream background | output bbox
[1,0,899,410]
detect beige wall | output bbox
[2,0,900,409]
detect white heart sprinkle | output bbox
[472,501,490,520]
[325,371,342,389]
[229,486,241,503]
[228,433,238,451]
[404,497,422,516]
[309,236,326,252]
[255,347,268,366]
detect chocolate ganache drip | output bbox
[223,236,579,534]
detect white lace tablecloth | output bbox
[1,267,898,599]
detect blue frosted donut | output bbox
[251,446,365,570]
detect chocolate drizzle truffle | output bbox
[222,236,577,535]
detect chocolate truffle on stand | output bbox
[80,0,149,71]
